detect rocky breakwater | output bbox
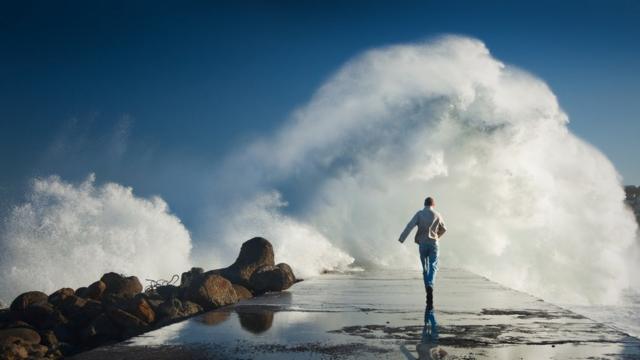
[0,237,298,359]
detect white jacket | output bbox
[399,206,447,244]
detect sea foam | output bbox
[0,174,192,303]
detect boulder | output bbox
[100,273,143,298]
[180,267,204,288]
[75,287,89,298]
[211,237,274,288]
[86,281,107,300]
[156,299,202,323]
[105,307,148,335]
[39,329,58,349]
[232,284,253,300]
[9,292,48,313]
[122,296,155,324]
[249,263,296,294]
[48,288,75,307]
[0,341,28,360]
[156,285,181,299]
[0,309,18,328]
[21,302,67,330]
[79,313,120,342]
[60,297,102,326]
[56,294,87,318]
[0,327,41,345]
[183,273,238,310]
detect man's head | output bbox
[424,197,435,207]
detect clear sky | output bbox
[1,0,639,226]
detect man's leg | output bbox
[419,244,429,290]
[426,241,439,287]
[425,241,439,310]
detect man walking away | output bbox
[398,197,447,310]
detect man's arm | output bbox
[398,212,418,243]
[436,215,447,238]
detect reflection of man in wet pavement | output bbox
[400,307,448,360]
[398,197,447,310]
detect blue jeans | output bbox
[419,240,439,288]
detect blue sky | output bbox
[1,0,639,226]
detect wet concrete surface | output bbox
[73,268,640,359]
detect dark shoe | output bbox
[426,286,433,310]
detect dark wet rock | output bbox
[100,273,143,298]
[56,294,87,318]
[233,284,253,300]
[179,267,204,289]
[249,263,296,294]
[48,288,75,307]
[39,329,59,349]
[0,309,19,328]
[79,313,120,343]
[184,273,238,310]
[212,237,275,288]
[75,287,89,298]
[9,291,48,313]
[21,302,67,330]
[121,296,155,324]
[86,281,107,301]
[156,285,181,299]
[0,327,41,345]
[156,298,202,323]
[105,307,148,334]
[1,321,33,330]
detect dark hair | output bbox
[424,197,434,207]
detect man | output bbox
[398,197,447,310]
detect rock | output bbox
[60,297,102,327]
[180,267,204,289]
[9,292,48,313]
[0,341,28,359]
[0,328,41,345]
[156,299,202,323]
[39,329,58,349]
[211,237,274,288]
[123,296,155,324]
[184,273,238,310]
[156,285,181,299]
[28,344,49,358]
[232,284,253,300]
[100,272,143,298]
[105,307,148,332]
[21,302,67,330]
[0,309,19,328]
[2,321,33,330]
[249,263,296,294]
[75,287,89,298]
[47,288,75,307]
[86,281,107,300]
[79,313,120,342]
[56,295,87,318]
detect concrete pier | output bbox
[74,268,640,359]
